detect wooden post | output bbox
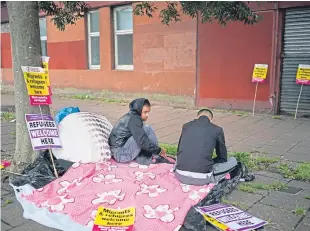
[39,105,58,178]
[294,84,303,120]
[252,82,259,116]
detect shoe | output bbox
[154,156,175,164]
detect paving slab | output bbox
[254,171,291,182]
[247,203,302,231]
[1,222,12,231]
[1,194,28,227]
[8,221,59,231]
[294,212,310,231]
[260,191,310,212]
[224,191,263,210]
[258,145,291,157]
[283,152,310,163]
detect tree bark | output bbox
[7,1,51,170]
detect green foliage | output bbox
[134,1,261,26]
[1,112,16,121]
[160,143,178,155]
[238,181,288,193]
[38,1,261,31]
[275,163,310,182]
[293,207,306,216]
[38,1,88,31]
[228,152,279,170]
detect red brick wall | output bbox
[1,2,197,96]
[197,11,274,112]
[1,33,12,68]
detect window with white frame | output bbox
[39,18,47,56]
[87,10,100,69]
[113,5,133,70]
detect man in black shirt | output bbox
[174,109,237,185]
[108,98,172,165]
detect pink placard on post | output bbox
[29,95,52,105]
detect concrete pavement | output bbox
[2,94,310,162]
[1,93,310,231]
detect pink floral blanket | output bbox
[23,160,215,231]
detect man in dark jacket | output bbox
[174,109,237,185]
[108,98,170,165]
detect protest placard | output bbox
[93,207,135,231]
[294,64,310,119]
[296,64,310,85]
[21,66,52,105]
[197,203,267,231]
[252,64,268,83]
[252,64,268,116]
[25,114,62,150]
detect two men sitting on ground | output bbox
[108,98,237,185]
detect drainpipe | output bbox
[269,2,280,114]
[194,12,200,107]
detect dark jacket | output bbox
[176,116,227,173]
[108,98,161,154]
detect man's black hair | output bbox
[197,108,213,119]
[143,99,151,107]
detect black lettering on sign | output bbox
[41,138,48,144]
[209,208,239,217]
[40,138,54,145]
[48,138,54,144]
[34,90,43,95]
[237,220,255,226]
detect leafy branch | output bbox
[38,1,88,31]
[134,1,261,26]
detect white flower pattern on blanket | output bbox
[129,162,149,169]
[180,183,211,202]
[92,190,125,205]
[136,184,167,198]
[135,171,156,181]
[86,210,98,227]
[41,195,75,212]
[23,160,216,231]
[144,205,179,223]
[92,174,123,184]
[57,178,82,195]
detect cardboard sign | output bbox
[252,64,268,83]
[197,204,267,231]
[21,66,52,105]
[25,114,62,150]
[296,64,310,85]
[93,207,135,231]
[29,95,52,105]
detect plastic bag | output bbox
[181,162,252,231]
[55,107,80,124]
[10,150,69,189]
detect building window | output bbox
[39,18,47,56]
[113,5,133,70]
[87,10,100,69]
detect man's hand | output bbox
[160,148,167,158]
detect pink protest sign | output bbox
[29,95,52,106]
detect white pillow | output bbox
[53,112,112,163]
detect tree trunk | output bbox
[7,1,51,170]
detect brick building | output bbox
[1,2,310,115]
